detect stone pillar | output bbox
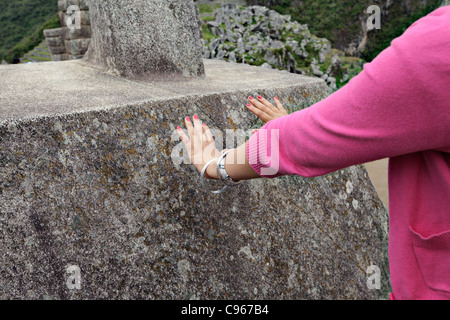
[83,0,205,79]
[44,0,91,61]
[58,0,91,60]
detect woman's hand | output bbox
[177,114,222,179]
[246,95,288,123]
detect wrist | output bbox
[205,159,219,180]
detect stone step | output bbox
[27,50,51,59]
[20,40,52,63]
[23,55,51,62]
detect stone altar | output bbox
[0,0,390,299]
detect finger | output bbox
[246,103,270,122]
[192,114,203,138]
[185,116,194,139]
[185,116,200,163]
[257,95,278,113]
[202,123,214,142]
[192,114,208,165]
[177,127,192,161]
[190,114,203,165]
[274,96,287,113]
[177,126,190,145]
[248,96,274,116]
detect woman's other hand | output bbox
[246,95,288,123]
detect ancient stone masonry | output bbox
[1,0,390,299]
[42,1,362,89]
[203,5,336,87]
[201,5,367,91]
[83,0,205,79]
[44,0,91,61]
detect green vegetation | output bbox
[246,0,442,61]
[360,2,442,61]
[3,0,442,66]
[0,0,60,62]
[198,3,222,14]
[202,5,365,91]
[202,24,215,41]
[20,40,52,63]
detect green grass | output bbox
[2,14,60,63]
[34,50,51,56]
[201,15,216,22]
[202,25,215,41]
[198,3,221,14]
[0,0,60,62]
[25,55,51,61]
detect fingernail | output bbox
[185,116,190,122]
[193,114,199,120]
[257,95,262,99]
[177,126,181,131]
[247,103,251,107]
[203,123,207,127]
[275,96,278,100]
[249,96,253,100]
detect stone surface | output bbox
[202,5,352,91]
[44,0,91,62]
[83,0,205,79]
[44,2,360,90]
[0,60,390,299]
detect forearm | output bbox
[206,142,261,181]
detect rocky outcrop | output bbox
[202,5,364,90]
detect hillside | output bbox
[246,0,443,61]
[2,0,445,63]
[202,5,365,91]
[0,0,59,62]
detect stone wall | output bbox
[44,0,91,61]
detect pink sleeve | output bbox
[247,6,450,178]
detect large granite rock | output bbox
[0,60,390,299]
[83,0,205,79]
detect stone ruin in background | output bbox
[43,1,342,90]
[44,0,91,61]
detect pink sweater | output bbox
[247,6,450,300]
